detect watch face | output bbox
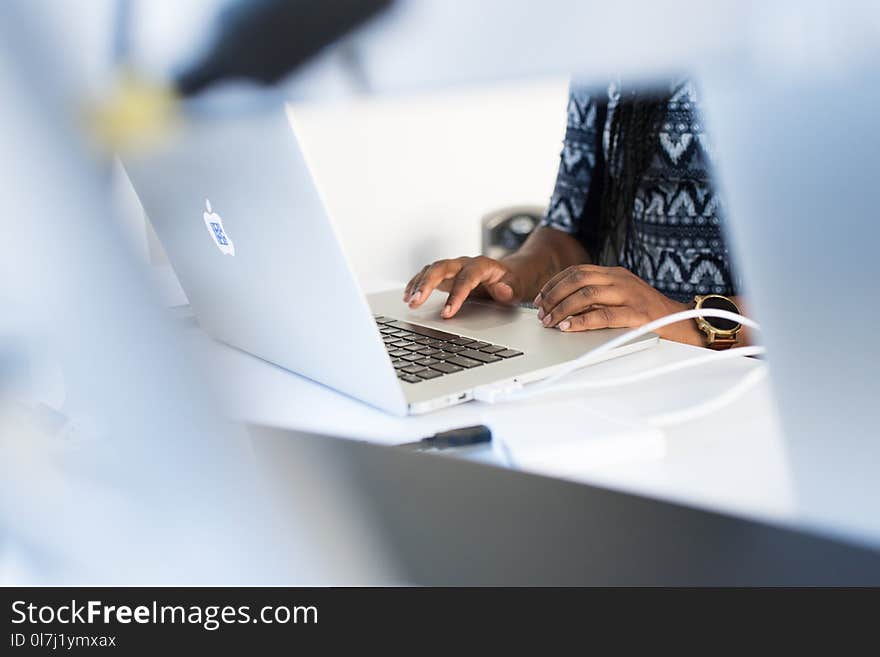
[700,296,740,331]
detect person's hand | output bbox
[404,256,525,318]
[534,264,703,345]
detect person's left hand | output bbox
[533,264,703,345]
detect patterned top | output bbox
[540,78,739,303]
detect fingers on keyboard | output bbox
[377,316,522,384]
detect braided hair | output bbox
[597,87,670,265]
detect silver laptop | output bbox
[121,102,655,416]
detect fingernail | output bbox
[542,314,552,327]
[537,308,545,320]
[559,320,571,331]
[411,291,421,303]
[533,293,542,305]
[442,305,452,317]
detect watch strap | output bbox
[706,335,738,350]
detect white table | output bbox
[177,288,795,530]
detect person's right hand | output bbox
[403,256,525,319]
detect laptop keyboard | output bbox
[374,316,523,384]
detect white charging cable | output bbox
[510,344,765,401]
[473,308,763,404]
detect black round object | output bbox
[700,295,740,331]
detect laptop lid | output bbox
[121,99,407,416]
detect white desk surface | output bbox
[177,284,795,530]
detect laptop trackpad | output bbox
[407,296,524,331]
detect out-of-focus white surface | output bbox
[355,0,748,92]
[699,56,880,544]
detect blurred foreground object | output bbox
[88,0,392,152]
[175,0,393,96]
[0,0,396,584]
[87,72,178,153]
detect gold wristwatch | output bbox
[693,294,741,350]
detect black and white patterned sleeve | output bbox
[540,84,607,255]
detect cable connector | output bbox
[398,425,493,450]
[472,381,524,404]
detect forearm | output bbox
[500,227,590,300]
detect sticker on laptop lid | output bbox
[203,198,235,256]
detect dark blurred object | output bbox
[176,0,393,97]
[398,425,492,451]
[481,205,544,260]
